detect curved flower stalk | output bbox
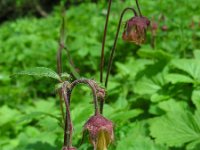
[62,78,113,150]
[104,7,138,87]
[105,0,150,88]
[97,0,150,115]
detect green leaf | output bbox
[0,106,21,126]
[150,110,200,147]
[116,122,167,150]
[158,99,188,113]
[110,109,143,123]
[150,93,170,102]
[165,73,194,84]
[12,67,61,81]
[137,49,172,61]
[134,76,162,96]
[170,59,200,82]
[61,72,70,79]
[116,58,153,79]
[194,49,200,59]
[192,90,200,109]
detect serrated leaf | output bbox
[61,72,70,79]
[134,76,161,95]
[12,67,61,81]
[150,110,200,147]
[170,59,200,82]
[116,122,167,150]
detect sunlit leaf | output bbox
[150,109,200,147]
[12,67,61,81]
[192,90,200,109]
[170,59,200,82]
[165,73,194,84]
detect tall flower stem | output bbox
[100,0,112,84]
[57,15,66,123]
[100,0,112,114]
[135,0,142,16]
[62,82,73,147]
[105,7,138,88]
[62,79,100,147]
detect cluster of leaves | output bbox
[0,0,200,149]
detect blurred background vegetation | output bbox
[0,0,200,150]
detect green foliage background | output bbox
[0,0,200,149]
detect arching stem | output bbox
[68,79,99,115]
[62,79,100,147]
[105,7,138,88]
[100,0,112,84]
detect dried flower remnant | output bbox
[122,16,150,45]
[83,114,114,150]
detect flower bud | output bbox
[151,21,158,36]
[95,85,106,100]
[161,25,168,31]
[83,114,114,150]
[122,16,150,45]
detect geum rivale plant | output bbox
[13,0,150,149]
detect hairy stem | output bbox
[100,0,112,84]
[135,0,142,16]
[68,79,99,115]
[57,16,66,123]
[105,7,137,88]
[62,82,73,147]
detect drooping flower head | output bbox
[83,114,114,150]
[122,16,150,45]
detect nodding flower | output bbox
[122,16,150,45]
[83,114,114,150]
